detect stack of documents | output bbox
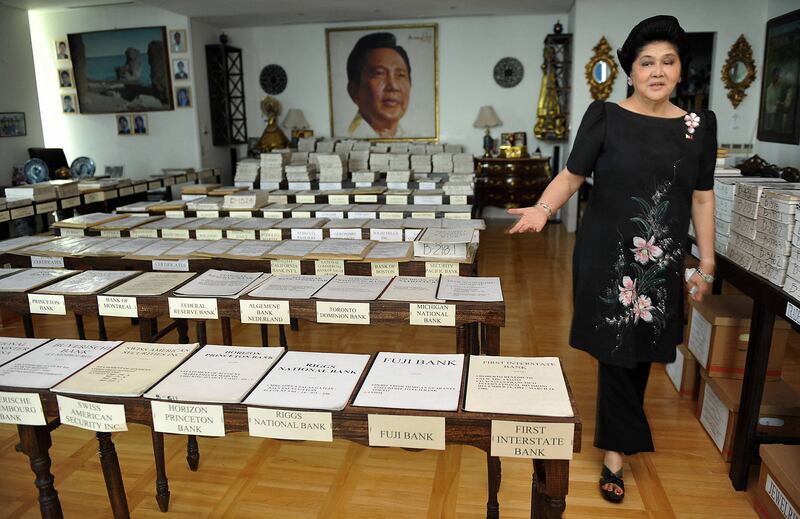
[173,270,268,299]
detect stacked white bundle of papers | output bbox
[442,180,474,196]
[386,170,412,184]
[348,151,370,171]
[260,153,285,182]
[370,153,390,171]
[371,143,389,153]
[223,191,269,210]
[317,154,345,181]
[728,180,788,273]
[787,211,800,298]
[750,186,800,286]
[285,164,313,182]
[426,144,444,154]
[437,276,503,302]
[352,141,371,151]
[290,152,309,165]
[410,154,432,173]
[335,140,355,152]
[409,143,427,154]
[235,158,260,183]
[0,269,78,292]
[432,153,454,173]
[390,143,410,153]
[351,171,376,184]
[0,337,50,366]
[389,153,409,170]
[452,153,474,174]
[444,144,463,153]
[36,270,139,295]
[413,228,475,260]
[297,137,317,152]
[104,272,196,296]
[174,270,269,299]
[5,183,56,202]
[248,274,332,299]
[316,140,336,153]
[244,351,370,411]
[313,275,391,301]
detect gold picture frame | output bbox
[721,35,757,108]
[325,23,439,142]
[585,36,618,101]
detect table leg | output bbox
[17,424,63,519]
[150,430,170,512]
[98,316,108,341]
[260,324,270,347]
[279,324,288,349]
[186,436,200,471]
[730,302,775,490]
[456,325,469,354]
[139,317,157,343]
[75,314,86,340]
[290,318,299,332]
[483,325,500,356]
[221,317,232,345]
[23,314,35,338]
[177,319,189,343]
[196,321,207,347]
[470,323,480,355]
[532,459,568,519]
[96,432,130,519]
[486,454,500,519]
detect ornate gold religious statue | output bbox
[257,96,289,152]
[534,47,567,140]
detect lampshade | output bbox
[282,109,310,130]
[473,106,502,128]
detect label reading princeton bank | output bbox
[240,299,290,324]
[247,408,333,442]
[31,256,65,268]
[97,295,138,318]
[316,301,370,324]
[28,294,66,315]
[368,414,445,450]
[57,395,127,432]
[168,297,218,319]
[153,259,189,272]
[410,303,456,326]
[425,262,460,277]
[314,259,345,275]
[491,421,574,459]
[0,391,46,426]
[270,259,301,275]
[151,400,225,436]
[371,262,399,277]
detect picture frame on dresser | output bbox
[757,8,800,144]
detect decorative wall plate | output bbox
[494,57,524,88]
[23,159,49,184]
[70,156,96,179]
[259,64,287,95]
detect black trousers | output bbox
[594,361,655,456]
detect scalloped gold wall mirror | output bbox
[722,35,756,108]
[585,37,618,100]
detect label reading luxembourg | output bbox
[0,391,46,426]
[425,262,460,277]
[153,259,189,272]
[368,414,445,450]
[371,262,399,277]
[247,407,333,442]
[151,400,225,436]
[270,259,301,275]
[57,395,127,432]
[168,297,219,319]
[31,256,65,268]
[97,295,138,318]
[240,299,290,324]
[196,229,223,241]
[260,229,283,241]
[315,259,345,275]
[491,421,574,459]
[316,301,370,324]
[28,294,66,315]
[410,303,456,326]
[59,228,84,237]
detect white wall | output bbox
[224,14,570,157]
[0,5,44,186]
[28,4,203,179]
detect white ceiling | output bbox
[1,0,574,27]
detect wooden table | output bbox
[5,356,581,519]
[474,157,552,216]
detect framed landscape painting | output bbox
[757,9,800,144]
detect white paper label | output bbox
[316,301,370,324]
[405,229,422,241]
[162,229,190,240]
[84,191,105,204]
[450,196,468,205]
[247,408,333,442]
[131,228,158,238]
[97,295,138,318]
[230,211,252,218]
[57,395,127,432]
[699,382,729,453]
[134,183,147,194]
[28,294,66,315]
[165,211,184,219]
[371,262,399,277]
[119,186,134,197]
[270,259,301,275]
[0,210,10,223]
[147,181,160,190]
[196,229,223,241]
[153,259,189,272]
[368,414,445,450]
[410,303,456,326]
[262,211,283,219]
[425,262,460,277]
[386,195,407,205]
[349,212,376,219]
[36,201,57,214]
[766,473,799,519]
[314,259,345,275]
[260,229,283,241]
[296,195,316,204]
[292,229,324,241]
[197,210,220,218]
[370,229,403,242]
[444,212,471,220]
[412,212,436,219]
[227,230,256,240]
[168,297,219,319]
[688,310,712,369]
[665,345,684,392]
[329,228,362,240]
[380,212,404,220]
[100,230,122,238]
[0,391,46,426]
[354,194,377,203]
[328,195,349,205]
[151,401,225,437]
[491,421,574,459]
[240,299,290,324]
[785,301,800,326]
[292,211,312,219]
[59,227,84,237]
[11,206,35,219]
[31,256,65,268]
[61,197,80,209]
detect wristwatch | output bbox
[694,267,714,283]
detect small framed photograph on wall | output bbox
[61,94,77,114]
[116,114,132,135]
[132,113,148,135]
[55,39,69,60]
[173,59,189,80]
[0,112,26,138]
[175,86,192,108]
[58,68,73,88]
[169,29,187,53]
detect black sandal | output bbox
[599,465,624,503]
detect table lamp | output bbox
[473,106,502,157]
[282,109,311,148]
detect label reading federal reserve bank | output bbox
[168,297,218,319]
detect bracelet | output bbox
[534,202,553,218]
[695,267,714,283]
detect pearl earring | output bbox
[627,77,632,86]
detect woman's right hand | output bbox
[506,206,549,233]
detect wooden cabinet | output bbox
[474,157,552,213]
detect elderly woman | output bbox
[508,15,716,503]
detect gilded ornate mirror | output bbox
[721,35,756,108]
[585,37,618,100]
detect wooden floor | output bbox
[1,222,797,518]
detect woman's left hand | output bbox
[686,269,712,302]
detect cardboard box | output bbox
[696,371,800,462]
[687,295,788,380]
[755,444,799,519]
[665,343,700,400]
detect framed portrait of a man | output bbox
[757,9,800,144]
[326,24,438,141]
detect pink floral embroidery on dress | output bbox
[618,276,637,306]
[631,236,663,264]
[633,295,655,323]
[684,112,700,140]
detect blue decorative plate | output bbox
[23,158,49,184]
[70,157,96,179]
